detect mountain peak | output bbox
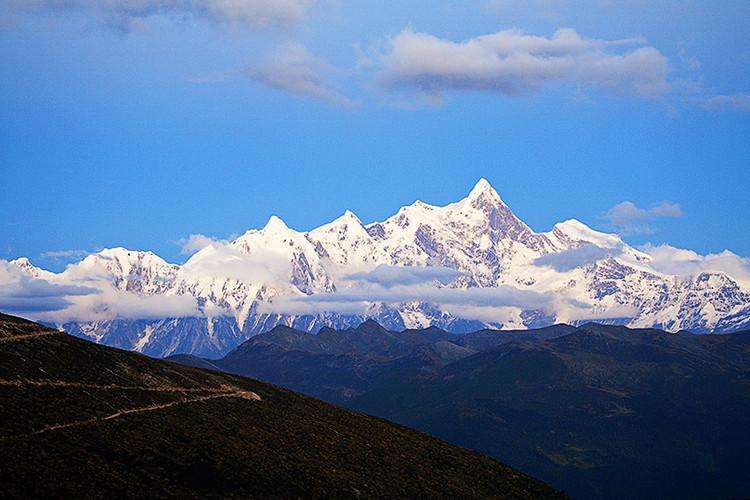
[466,178,503,204]
[263,215,290,233]
[309,209,369,240]
[335,209,363,225]
[75,248,174,280]
[358,318,387,332]
[411,199,435,209]
[9,257,47,278]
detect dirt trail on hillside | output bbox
[0,331,58,342]
[0,379,261,441]
[0,379,248,394]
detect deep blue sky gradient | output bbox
[1,1,748,270]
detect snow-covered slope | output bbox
[8,179,750,357]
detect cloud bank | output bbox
[260,282,585,317]
[41,249,90,260]
[704,93,750,112]
[603,200,682,235]
[534,244,617,272]
[0,260,98,313]
[51,287,200,323]
[377,28,669,102]
[343,265,464,287]
[246,42,355,107]
[8,0,314,31]
[177,234,227,255]
[180,240,297,285]
[0,258,199,322]
[640,244,750,288]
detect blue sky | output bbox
[1,0,748,271]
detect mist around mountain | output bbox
[4,179,750,357]
[0,313,561,498]
[173,321,750,499]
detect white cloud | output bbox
[677,48,701,71]
[343,265,464,287]
[603,200,682,235]
[1,258,199,322]
[649,201,683,218]
[704,93,750,112]
[640,243,750,288]
[246,42,355,107]
[534,244,617,271]
[258,280,602,322]
[46,288,200,322]
[177,234,227,255]
[257,296,370,316]
[40,249,89,260]
[8,0,314,31]
[376,28,669,102]
[0,260,99,314]
[180,241,292,285]
[571,303,641,322]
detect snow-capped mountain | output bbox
[8,179,750,357]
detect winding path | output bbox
[0,331,58,343]
[0,378,261,441]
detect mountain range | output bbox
[7,179,750,357]
[172,320,750,499]
[0,313,560,498]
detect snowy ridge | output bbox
[8,179,750,357]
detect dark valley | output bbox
[173,320,750,498]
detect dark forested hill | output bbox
[0,313,560,499]
[187,320,574,405]
[181,321,750,499]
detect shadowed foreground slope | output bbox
[0,313,560,499]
